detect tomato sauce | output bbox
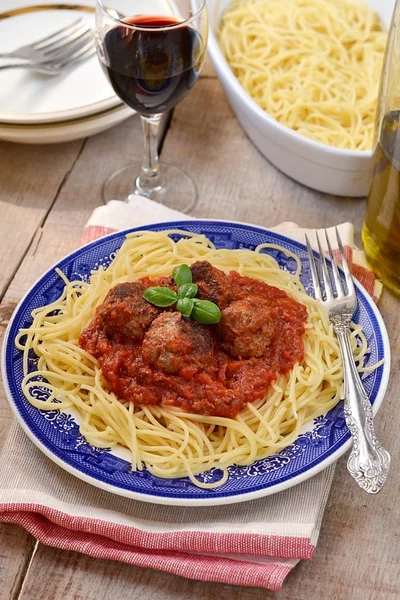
[79,267,308,419]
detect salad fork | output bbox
[0,18,94,74]
[305,228,390,494]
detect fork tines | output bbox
[34,19,89,51]
[305,228,355,301]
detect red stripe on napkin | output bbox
[0,503,314,560]
[82,225,117,245]
[1,508,298,591]
[333,246,376,300]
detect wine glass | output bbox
[95,0,208,212]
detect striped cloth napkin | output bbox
[0,198,380,591]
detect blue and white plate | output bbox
[1,221,390,506]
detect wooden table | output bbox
[1,61,399,600]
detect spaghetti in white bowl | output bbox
[208,0,395,196]
[2,221,389,505]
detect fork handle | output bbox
[333,320,391,494]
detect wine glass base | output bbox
[103,163,198,214]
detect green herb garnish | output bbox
[142,287,178,307]
[172,264,192,286]
[178,282,198,299]
[192,299,222,324]
[177,297,195,318]
[143,264,222,324]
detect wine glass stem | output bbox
[135,113,163,196]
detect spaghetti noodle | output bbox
[218,0,386,150]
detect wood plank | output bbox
[0,524,35,600]
[0,139,83,300]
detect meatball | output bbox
[190,261,232,309]
[142,312,214,374]
[98,281,160,342]
[218,296,275,359]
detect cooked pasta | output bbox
[218,0,386,149]
[16,230,375,488]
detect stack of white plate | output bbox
[0,1,134,144]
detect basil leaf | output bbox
[191,299,222,324]
[177,297,195,318]
[143,287,177,307]
[173,264,192,287]
[178,283,198,299]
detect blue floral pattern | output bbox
[2,221,388,503]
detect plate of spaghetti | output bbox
[2,221,389,505]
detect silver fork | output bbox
[0,41,95,75]
[0,18,92,61]
[0,18,95,74]
[305,228,390,494]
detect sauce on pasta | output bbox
[79,262,307,418]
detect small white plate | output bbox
[0,103,134,144]
[0,1,121,124]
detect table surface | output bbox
[0,60,399,600]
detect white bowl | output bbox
[207,0,395,197]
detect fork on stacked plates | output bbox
[0,18,95,74]
[0,4,133,144]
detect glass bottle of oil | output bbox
[362,3,400,298]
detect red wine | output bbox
[100,15,205,116]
